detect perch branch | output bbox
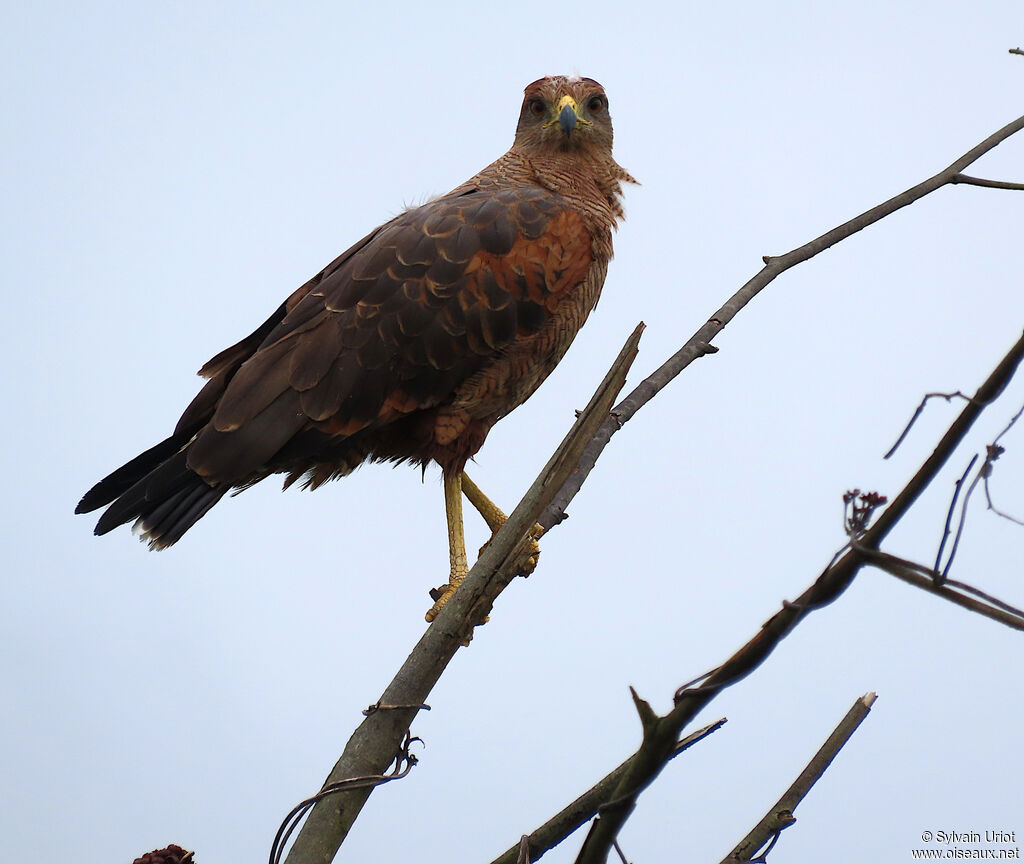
[540,112,1024,530]
[280,325,643,864]
[284,110,1024,864]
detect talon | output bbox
[425,573,463,622]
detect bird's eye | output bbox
[528,98,546,117]
[587,95,606,113]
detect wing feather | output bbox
[180,184,592,483]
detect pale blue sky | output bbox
[3,2,1023,862]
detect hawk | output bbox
[77,75,635,619]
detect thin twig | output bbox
[721,693,877,863]
[611,840,630,864]
[984,402,1024,525]
[885,391,975,459]
[863,550,1024,631]
[984,479,1024,526]
[943,466,984,580]
[951,174,1024,191]
[936,455,978,571]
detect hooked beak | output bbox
[558,102,578,136]
[546,95,591,138]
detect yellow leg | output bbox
[425,472,468,622]
[462,472,544,576]
[461,472,509,532]
[425,472,546,625]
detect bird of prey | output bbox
[77,75,635,620]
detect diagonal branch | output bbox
[558,330,1024,864]
[858,547,1024,630]
[721,692,877,863]
[541,112,1024,530]
[489,718,727,864]
[283,111,1024,864]
[280,325,644,864]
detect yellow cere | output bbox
[544,94,593,128]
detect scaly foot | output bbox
[425,568,466,622]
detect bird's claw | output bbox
[493,522,544,578]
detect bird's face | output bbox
[513,76,614,155]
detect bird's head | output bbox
[513,75,614,155]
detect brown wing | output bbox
[183,185,593,485]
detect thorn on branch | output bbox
[629,686,658,729]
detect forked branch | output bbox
[501,330,1024,864]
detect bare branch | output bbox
[489,719,726,864]
[1010,47,1024,56]
[541,113,1024,531]
[942,462,984,579]
[936,455,978,571]
[950,174,1024,191]
[721,693,877,863]
[856,547,1024,631]
[565,331,1024,864]
[280,326,644,864]
[283,112,1024,864]
[885,391,976,459]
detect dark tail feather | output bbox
[90,450,228,549]
[76,431,194,514]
